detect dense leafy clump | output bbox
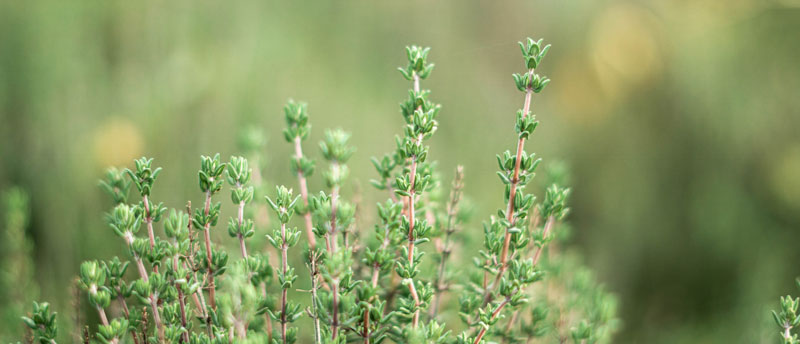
[13,38,619,344]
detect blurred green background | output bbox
[2,0,800,342]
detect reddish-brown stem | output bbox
[499,216,557,343]
[309,254,322,343]
[116,295,140,344]
[363,308,371,344]
[280,222,289,344]
[236,196,249,259]
[142,195,156,249]
[122,232,165,341]
[370,223,393,288]
[330,170,340,252]
[403,73,424,327]
[407,158,418,264]
[431,167,464,318]
[184,202,211,328]
[142,195,159,274]
[293,136,317,248]
[332,281,340,339]
[96,305,109,326]
[262,284,273,342]
[201,191,217,310]
[499,69,535,270]
[383,273,401,316]
[472,296,512,344]
[94,305,120,344]
[150,298,165,342]
[371,264,381,288]
[325,162,344,338]
[238,235,248,259]
[484,68,535,305]
[370,265,381,288]
[172,254,189,343]
[324,233,333,253]
[502,310,520,344]
[186,277,205,316]
[132,252,148,281]
[531,216,555,266]
[386,180,399,202]
[408,279,421,328]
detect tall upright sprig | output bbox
[265,186,303,344]
[318,129,356,251]
[430,166,468,318]
[78,261,111,327]
[193,154,228,311]
[107,203,165,342]
[311,128,356,340]
[774,287,800,344]
[365,200,404,289]
[125,157,167,261]
[458,37,553,344]
[21,302,58,344]
[489,38,551,298]
[394,45,439,330]
[79,261,129,344]
[283,100,317,249]
[226,156,255,259]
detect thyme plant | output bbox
[773,281,800,343]
[15,37,620,344]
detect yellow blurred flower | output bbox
[768,144,800,211]
[554,54,611,124]
[590,4,664,95]
[92,117,143,168]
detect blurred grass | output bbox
[1,0,800,342]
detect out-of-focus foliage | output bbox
[1,0,799,343]
[1,188,37,341]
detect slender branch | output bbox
[172,254,189,343]
[280,222,289,344]
[183,202,209,322]
[783,323,794,342]
[150,297,165,343]
[329,162,342,338]
[405,73,423,327]
[262,284,274,343]
[502,211,544,343]
[94,306,121,344]
[385,180,398,202]
[122,233,165,341]
[485,68,535,303]
[499,67,535,272]
[330,164,341,252]
[201,190,217,310]
[370,223,393,288]
[142,195,159,274]
[407,278,421,328]
[531,216,556,266]
[95,305,109,326]
[116,295,140,344]
[309,253,322,344]
[332,281,340,339]
[431,166,464,318]
[473,295,513,344]
[294,136,317,249]
[363,307,371,344]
